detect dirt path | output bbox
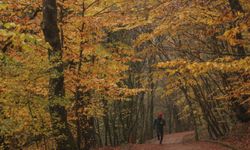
[147,131,194,144]
[124,131,230,150]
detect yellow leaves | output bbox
[0,94,50,138]
[0,22,49,119]
[57,0,141,109]
[217,27,242,46]
[158,59,188,69]
[157,57,250,83]
[134,0,231,46]
[3,22,16,29]
[119,88,145,98]
[134,33,153,47]
[64,45,137,110]
[164,82,179,96]
[0,3,8,10]
[134,0,250,48]
[158,60,190,76]
[80,100,105,118]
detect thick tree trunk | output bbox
[42,0,76,149]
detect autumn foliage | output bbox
[0,0,250,150]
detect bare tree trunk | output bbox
[42,0,76,149]
[95,119,103,147]
[166,99,173,134]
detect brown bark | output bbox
[42,0,76,149]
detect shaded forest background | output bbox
[0,0,249,150]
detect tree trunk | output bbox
[83,117,96,150]
[42,0,76,149]
[148,60,155,139]
[180,87,199,141]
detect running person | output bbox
[153,112,166,144]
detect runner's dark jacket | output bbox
[154,118,166,132]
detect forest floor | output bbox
[219,122,250,150]
[120,131,229,150]
[115,123,250,150]
[99,131,232,150]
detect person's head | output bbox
[158,112,163,118]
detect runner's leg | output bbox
[160,131,163,144]
[157,130,160,140]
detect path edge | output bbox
[201,140,239,150]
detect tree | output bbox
[1,0,249,149]
[42,0,76,149]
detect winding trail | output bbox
[123,131,230,150]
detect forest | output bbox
[0,0,249,150]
